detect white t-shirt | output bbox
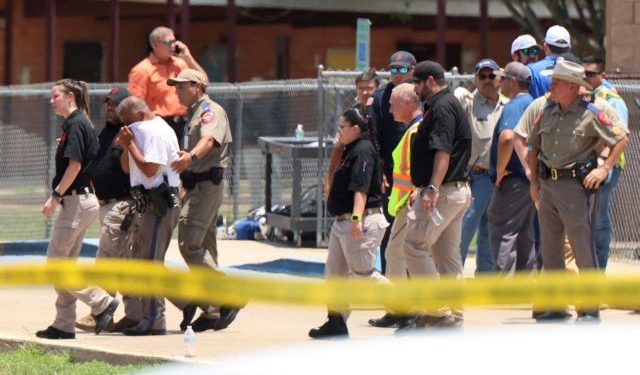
[128,116,181,189]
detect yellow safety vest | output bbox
[388,116,421,217]
[594,86,626,169]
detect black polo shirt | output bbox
[410,87,471,187]
[89,121,131,200]
[52,110,99,194]
[370,82,408,189]
[327,136,384,216]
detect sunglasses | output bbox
[477,73,496,80]
[519,47,540,56]
[162,39,176,46]
[585,70,602,77]
[390,66,410,75]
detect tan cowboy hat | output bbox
[542,58,593,90]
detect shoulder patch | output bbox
[201,101,211,114]
[597,111,613,127]
[199,101,215,124]
[580,100,612,127]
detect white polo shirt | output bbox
[128,116,180,189]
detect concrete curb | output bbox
[0,335,209,366]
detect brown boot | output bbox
[76,314,97,332]
[111,317,139,333]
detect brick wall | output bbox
[3,0,534,84]
[607,0,640,73]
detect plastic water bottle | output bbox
[184,325,196,358]
[295,124,305,141]
[430,208,444,226]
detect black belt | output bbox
[63,187,94,196]
[336,207,383,222]
[192,167,224,183]
[539,163,577,180]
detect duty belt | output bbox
[336,207,383,222]
[539,163,577,180]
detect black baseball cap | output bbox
[474,59,500,74]
[412,60,446,82]
[104,86,130,105]
[389,51,417,68]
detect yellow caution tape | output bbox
[1,259,640,311]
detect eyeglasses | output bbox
[338,124,354,129]
[585,70,602,77]
[519,47,540,56]
[477,73,496,81]
[162,39,176,46]
[499,75,513,82]
[390,66,410,75]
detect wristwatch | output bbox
[420,184,439,197]
[350,213,362,223]
[51,189,63,201]
[190,151,198,162]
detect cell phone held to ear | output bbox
[174,44,183,55]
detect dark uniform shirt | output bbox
[370,82,408,188]
[52,110,99,194]
[410,87,472,187]
[327,136,384,216]
[89,121,131,200]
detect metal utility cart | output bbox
[258,136,334,247]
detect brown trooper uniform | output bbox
[515,59,628,322]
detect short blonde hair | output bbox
[392,83,421,109]
[148,26,174,46]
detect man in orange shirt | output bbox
[128,26,207,141]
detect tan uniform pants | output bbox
[325,212,390,318]
[97,199,142,321]
[403,182,471,319]
[176,180,224,318]
[47,193,114,332]
[385,204,409,281]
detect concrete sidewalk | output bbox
[1,239,639,365]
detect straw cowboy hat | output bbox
[543,58,593,90]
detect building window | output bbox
[63,41,103,82]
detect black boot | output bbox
[368,313,401,328]
[308,313,349,339]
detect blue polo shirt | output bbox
[489,93,534,181]
[528,55,558,98]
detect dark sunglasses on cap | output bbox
[390,66,410,75]
[477,73,496,80]
[519,47,540,56]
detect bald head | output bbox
[117,97,155,125]
[389,83,422,124]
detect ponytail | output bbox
[341,108,380,153]
[54,79,94,127]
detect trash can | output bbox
[258,136,334,247]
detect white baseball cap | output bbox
[511,34,539,54]
[545,25,571,48]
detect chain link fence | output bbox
[0,73,638,260]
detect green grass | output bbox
[0,343,152,375]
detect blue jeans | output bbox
[460,170,494,273]
[595,166,621,269]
